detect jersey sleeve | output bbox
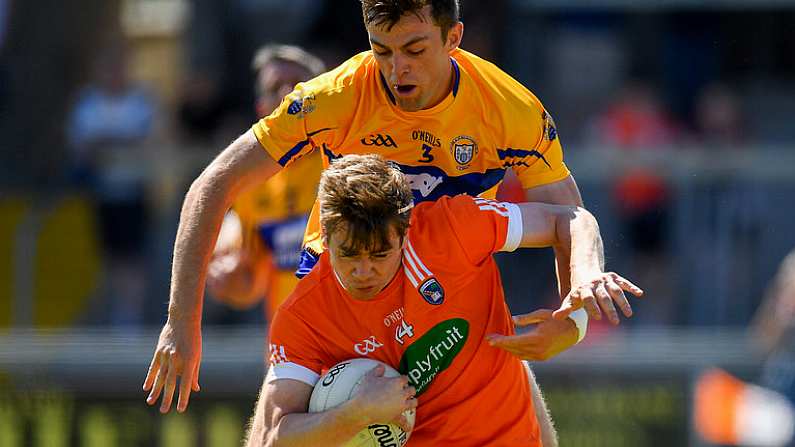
[251,55,364,169]
[266,306,324,386]
[510,109,571,190]
[251,82,321,169]
[440,195,524,266]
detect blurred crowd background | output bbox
[1,0,795,446]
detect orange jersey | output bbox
[252,48,569,275]
[267,195,539,446]
[232,151,322,316]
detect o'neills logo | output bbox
[412,130,441,147]
[398,319,469,396]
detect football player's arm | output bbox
[488,203,643,359]
[144,130,281,413]
[245,368,416,447]
[524,175,583,299]
[207,212,271,308]
[517,203,642,321]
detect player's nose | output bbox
[389,54,410,81]
[351,259,374,279]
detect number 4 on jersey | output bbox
[395,319,415,345]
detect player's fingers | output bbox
[394,414,412,434]
[487,333,532,349]
[512,309,553,326]
[605,281,633,318]
[160,358,179,413]
[595,285,619,325]
[143,353,162,391]
[579,290,602,320]
[367,364,385,377]
[612,274,644,297]
[552,294,583,320]
[403,384,417,397]
[146,361,168,405]
[177,364,194,413]
[192,361,201,392]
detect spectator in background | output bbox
[588,80,680,149]
[587,80,677,326]
[693,81,745,148]
[66,39,156,326]
[206,45,326,322]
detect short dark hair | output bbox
[319,154,413,254]
[360,0,460,40]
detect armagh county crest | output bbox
[419,278,445,305]
[451,135,478,170]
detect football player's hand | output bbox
[349,365,418,432]
[206,249,269,310]
[486,310,578,361]
[143,319,202,413]
[553,272,644,325]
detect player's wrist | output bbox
[567,308,588,343]
[336,398,375,428]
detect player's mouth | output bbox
[394,84,417,97]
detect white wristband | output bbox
[568,308,588,343]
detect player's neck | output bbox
[423,59,455,110]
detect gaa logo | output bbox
[354,336,384,355]
[450,135,478,169]
[361,134,398,148]
[419,278,445,305]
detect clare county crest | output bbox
[286,93,316,118]
[450,135,478,170]
[419,278,445,305]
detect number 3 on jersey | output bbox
[418,144,434,163]
[395,319,415,345]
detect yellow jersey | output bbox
[252,48,569,276]
[231,151,321,316]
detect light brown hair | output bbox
[319,154,413,254]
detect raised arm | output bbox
[144,130,281,413]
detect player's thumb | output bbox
[512,309,554,326]
[367,364,385,377]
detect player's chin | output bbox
[396,97,423,112]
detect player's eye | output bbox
[407,49,425,56]
[373,48,391,57]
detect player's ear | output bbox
[445,22,464,52]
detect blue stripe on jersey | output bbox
[395,163,506,203]
[277,128,335,167]
[451,58,461,97]
[497,148,552,169]
[321,147,505,201]
[322,144,342,164]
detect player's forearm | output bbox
[168,130,279,322]
[168,169,236,322]
[553,207,604,286]
[262,403,369,447]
